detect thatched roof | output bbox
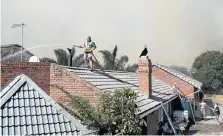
[1,44,34,62]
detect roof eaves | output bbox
[1,74,27,107]
[139,95,178,118]
[1,74,23,93]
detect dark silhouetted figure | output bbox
[67,48,73,67]
[139,45,148,57]
[67,48,72,54]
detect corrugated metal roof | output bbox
[66,67,177,118]
[0,74,92,135]
[153,63,203,89]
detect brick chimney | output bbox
[1,62,51,94]
[138,56,152,98]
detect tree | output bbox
[62,88,146,135]
[54,47,85,67]
[99,45,129,71]
[40,57,57,63]
[54,48,69,66]
[125,63,138,72]
[192,51,223,93]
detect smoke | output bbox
[1,0,223,68]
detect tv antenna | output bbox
[12,22,27,61]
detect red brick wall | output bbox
[1,62,101,106]
[50,64,101,106]
[152,66,194,98]
[1,62,51,94]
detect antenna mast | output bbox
[12,22,27,61]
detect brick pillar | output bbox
[138,56,152,98]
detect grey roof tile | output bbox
[20,116,26,125]
[32,116,38,124]
[33,125,39,134]
[49,123,55,133]
[3,127,8,135]
[31,107,36,115]
[15,116,20,126]
[66,67,177,118]
[44,124,50,133]
[48,115,54,124]
[24,88,29,98]
[8,116,14,126]
[35,98,41,106]
[53,114,59,123]
[15,126,20,134]
[60,123,66,132]
[43,115,48,124]
[39,124,44,134]
[0,74,93,135]
[55,123,61,133]
[37,115,43,124]
[26,116,31,125]
[24,99,29,107]
[27,125,33,135]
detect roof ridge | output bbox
[152,63,203,89]
[1,74,27,106]
[62,65,136,73]
[1,44,21,48]
[1,74,91,135]
[153,63,191,78]
[1,74,24,96]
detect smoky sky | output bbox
[1,0,223,68]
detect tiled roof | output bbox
[1,44,34,62]
[153,63,203,89]
[0,74,92,135]
[66,67,177,118]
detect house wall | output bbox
[1,62,101,106]
[152,66,194,99]
[1,62,51,94]
[147,110,159,135]
[50,64,102,106]
[147,102,174,135]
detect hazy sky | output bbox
[1,0,223,68]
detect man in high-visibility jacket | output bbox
[79,36,96,70]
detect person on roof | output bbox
[78,36,96,70]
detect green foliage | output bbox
[65,88,146,135]
[64,91,101,130]
[40,57,57,63]
[115,55,129,71]
[53,47,85,67]
[72,54,85,67]
[99,45,130,71]
[192,51,223,93]
[54,48,69,65]
[125,63,138,72]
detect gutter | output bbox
[139,95,178,118]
